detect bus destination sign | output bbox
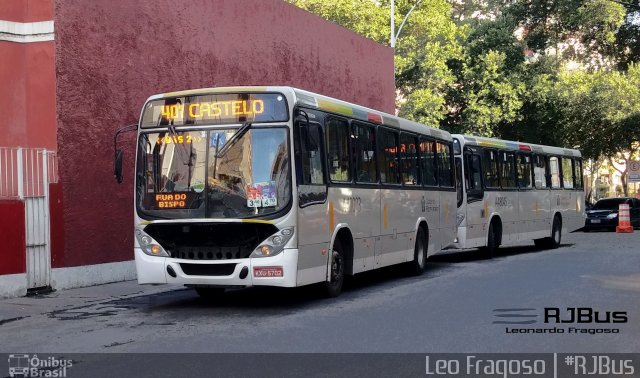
[146,192,200,210]
[141,93,289,127]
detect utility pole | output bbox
[390,0,424,48]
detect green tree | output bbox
[553,64,640,194]
[287,0,464,126]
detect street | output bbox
[1,230,639,354]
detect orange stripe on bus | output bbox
[329,201,335,231]
[383,204,388,230]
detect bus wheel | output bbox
[195,287,225,300]
[409,227,427,275]
[324,240,344,298]
[483,220,500,259]
[536,215,562,249]
[549,215,562,248]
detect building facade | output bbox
[0,0,395,298]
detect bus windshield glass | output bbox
[136,127,290,219]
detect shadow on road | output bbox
[101,242,575,315]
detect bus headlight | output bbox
[135,229,169,257]
[252,227,294,258]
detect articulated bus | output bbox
[122,86,456,298]
[452,134,585,256]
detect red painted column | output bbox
[0,201,26,275]
[0,0,56,149]
[0,0,60,275]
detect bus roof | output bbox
[147,86,450,141]
[452,134,582,158]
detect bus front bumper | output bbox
[135,248,298,288]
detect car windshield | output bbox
[592,198,630,211]
[136,127,290,219]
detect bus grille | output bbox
[143,222,278,261]
[171,247,245,260]
[179,263,237,276]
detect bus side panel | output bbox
[559,189,584,234]
[348,187,380,273]
[379,189,412,267]
[465,195,486,248]
[539,189,552,238]
[403,189,439,259]
[499,192,518,244]
[569,190,585,232]
[439,191,457,250]
[535,190,551,240]
[296,198,330,287]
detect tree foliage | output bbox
[288,0,464,126]
[288,0,640,162]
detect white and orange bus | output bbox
[452,134,585,256]
[116,86,457,298]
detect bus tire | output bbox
[549,215,562,248]
[195,287,225,300]
[482,220,501,259]
[409,227,427,275]
[536,215,562,249]
[323,240,345,298]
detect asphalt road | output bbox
[1,230,639,357]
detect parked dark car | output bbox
[584,197,640,231]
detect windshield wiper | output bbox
[216,121,252,158]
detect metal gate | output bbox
[0,147,58,290]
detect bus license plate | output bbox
[253,267,283,278]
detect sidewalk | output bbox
[0,280,176,325]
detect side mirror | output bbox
[114,149,124,183]
[113,124,138,184]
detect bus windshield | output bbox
[136,127,290,219]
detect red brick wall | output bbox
[54,0,395,266]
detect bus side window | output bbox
[420,138,437,186]
[517,153,533,189]
[465,152,483,202]
[573,158,583,189]
[436,142,453,187]
[353,122,378,183]
[500,151,516,188]
[482,149,500,189]
[325,117,351,182]
[549,156,561,189]
[400,133,419,185]
[533,154,548,189]
[455,157,463,207]
[298,122,325,185]
[561,157,574,189]
[378,128,400,184]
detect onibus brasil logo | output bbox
[8,354,73,377]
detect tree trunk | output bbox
[609,156,629,197]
